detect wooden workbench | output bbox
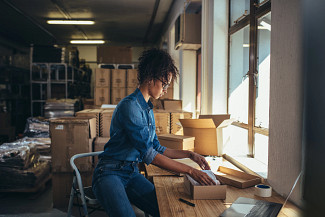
[153,176,302,217]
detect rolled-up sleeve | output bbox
[118,100,151,160]
[153,133,166,154]
[142,147,159,165]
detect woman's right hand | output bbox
[188,168,216,186]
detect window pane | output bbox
[255,12,271,128]
[222,125,249,156]
[230,0,250,26]
[228,25,249,124]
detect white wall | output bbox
[268,0,303,206]
[201,0,228,114]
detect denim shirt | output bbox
[98,88,166,165]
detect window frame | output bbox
[227,0,271,157]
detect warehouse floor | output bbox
[0,182,146,217]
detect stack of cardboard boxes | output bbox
[111,69,126,105]
[50,117,96,209]
[94,68,110,105]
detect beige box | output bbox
[126,87,136,96]
[93,137,110,165]
[179,115,232,156]
[170,111,192,135]
[97,46,132,64]
[50,117,96,172]
[184,174,226,200]
[154,110,170,134]
[111,87,126,105]
[158,134,194,151]
[126,69,138,88]
[100,109,114,137]
[95,68,110,87]
[150,98,164,110]
[95,87,110,105]
[162,99,182,110]
[75,109,103,137]
[111,69,126,88]
[216,166,261,188]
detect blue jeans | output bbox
[92,158,160,217]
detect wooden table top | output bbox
[153,176,302,217]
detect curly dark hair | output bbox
[137,48,179,85]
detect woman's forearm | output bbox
[163,147,192,159]
[152,153,193,174]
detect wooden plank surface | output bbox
[154,176,302,217]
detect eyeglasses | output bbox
[156,78,170,90]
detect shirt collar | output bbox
[134,88,153,111]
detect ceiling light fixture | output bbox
[243,44,249,47]
[70,40,105,44]
[47,20,95,25]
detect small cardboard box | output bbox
[95,68,110,87]
[93,137,109,165]
[158,134,194,151]
[126,69,138,88]
[95,87,110,105]
[216,166,261,188]
[170,111,192,135]
[100,110,114,137]
[111,87,126,105]
[162,99,182,110]
[184,175,227,200]
[153,110,170,134]
[179,115,232,156]
[50,117,96,172]
[150,98,164,110]
[111,69,126,88]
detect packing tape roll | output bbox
[254,184,272,197]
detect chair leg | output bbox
[67,176,77,217]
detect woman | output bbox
[92,48,216,217]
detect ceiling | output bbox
[0,0,175,47]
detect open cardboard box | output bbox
[216,166,261,188]
[184,174,227,200]
[179,115,233,156]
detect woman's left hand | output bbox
[189,152,211,170]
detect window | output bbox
[226,0,271,176]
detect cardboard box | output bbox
[162,99,182,110]
[179,115,232,156]
[52,171,93,210]
[216,166,261,188]
[50,117,96,172]
[184,175,226,200]
[93,137,109,165]
[170,111,192,135]
[111,87,126,105]
[111,69,126,88]
[126,87,136,96]
[75,109,102,136]
[95,87,110,105]
[97,46,132,64]
[158,134,194,151]
[0,113,11,128]
[95,68,110,87]
[153,110,170,134]
[100,109,114,137]
[126,69,138,88]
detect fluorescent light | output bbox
[70,40,105,44]
[260,21,271,31]
[243,44,249,47]
[47,20,95,25]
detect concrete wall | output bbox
[268,0,303,206]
